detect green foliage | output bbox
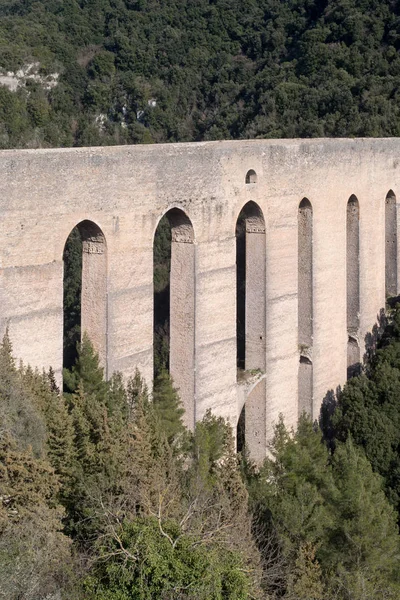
[4,319,400,599]
[84,517,251,600]
[153,215,171,294]
[0,434,73,600]
[333,304,400,518]
[0,330,47,456]
[152,369,185,445]
[63,331,107,400]
[0,334,73,599]
[153,215,171,377]
[248,414,400,599]
[57,335,261,596]
[63,226,82,371]
[192,409,233,488]
[286,543,324,600]
[61,334,129,538]
[324,438,400,599]
[86,402,261,598]
[256,416,334,559]
[1,0,400,148]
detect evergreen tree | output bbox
[324,438,400,599]
[85,407,262,599]
[0,332,47,457]
[191,409,231,487]
[152,369,185,446]
[0,433,72,599]
[126,367,149,419]
[248,415,400,599]
[60,336,129,539]
[286,543,325,600]
[62,379,128,540]
[43,387,76,490]
[257,416,333,559]
[333,304,400,517]
[63,332,107,402]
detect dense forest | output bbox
[1,0,400,148]
[2,315,400,599]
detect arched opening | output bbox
[298,198,313,416]
[245,169,257,184]
[347,195,361,378]
[153,208,195,430]
[63,220,107,373]
[235,201,266,460]
[385,190,397,298]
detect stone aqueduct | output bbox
[0,138,399,460]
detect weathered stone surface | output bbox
[0,138,398,457]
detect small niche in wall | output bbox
[245,169,257,184]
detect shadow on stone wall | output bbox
[363,307,387,365]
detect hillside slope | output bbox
[1,0,400,148]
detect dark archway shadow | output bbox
[63,220,107,374]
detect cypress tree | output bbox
[43,388,76,491]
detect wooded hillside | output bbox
[1,0,400,148]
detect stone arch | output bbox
[245,169,257,184]
[385,189,397,298]
[298,198,313,416]
[347,194,361,377]
[235,201,266,462]
[63,220,107,372]
[153,207,195,430]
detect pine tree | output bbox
[325,438,400,599]
[0,329,15,383]
[0,333,46,457]
[250,415,400,599]
[43,388,76,492]
[258,415,333,559]
[63,332,107,402]
[152,369,185,445]
[126,368,149,419]
[332,304,400,517]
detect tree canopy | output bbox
[1,0,400,148]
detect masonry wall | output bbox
[0,138,398,456]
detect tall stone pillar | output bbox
[80,224,108,371]
[347,196,361,377]
[169,228,196,430]
[244,222,266,462]
[298,199,313,417]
